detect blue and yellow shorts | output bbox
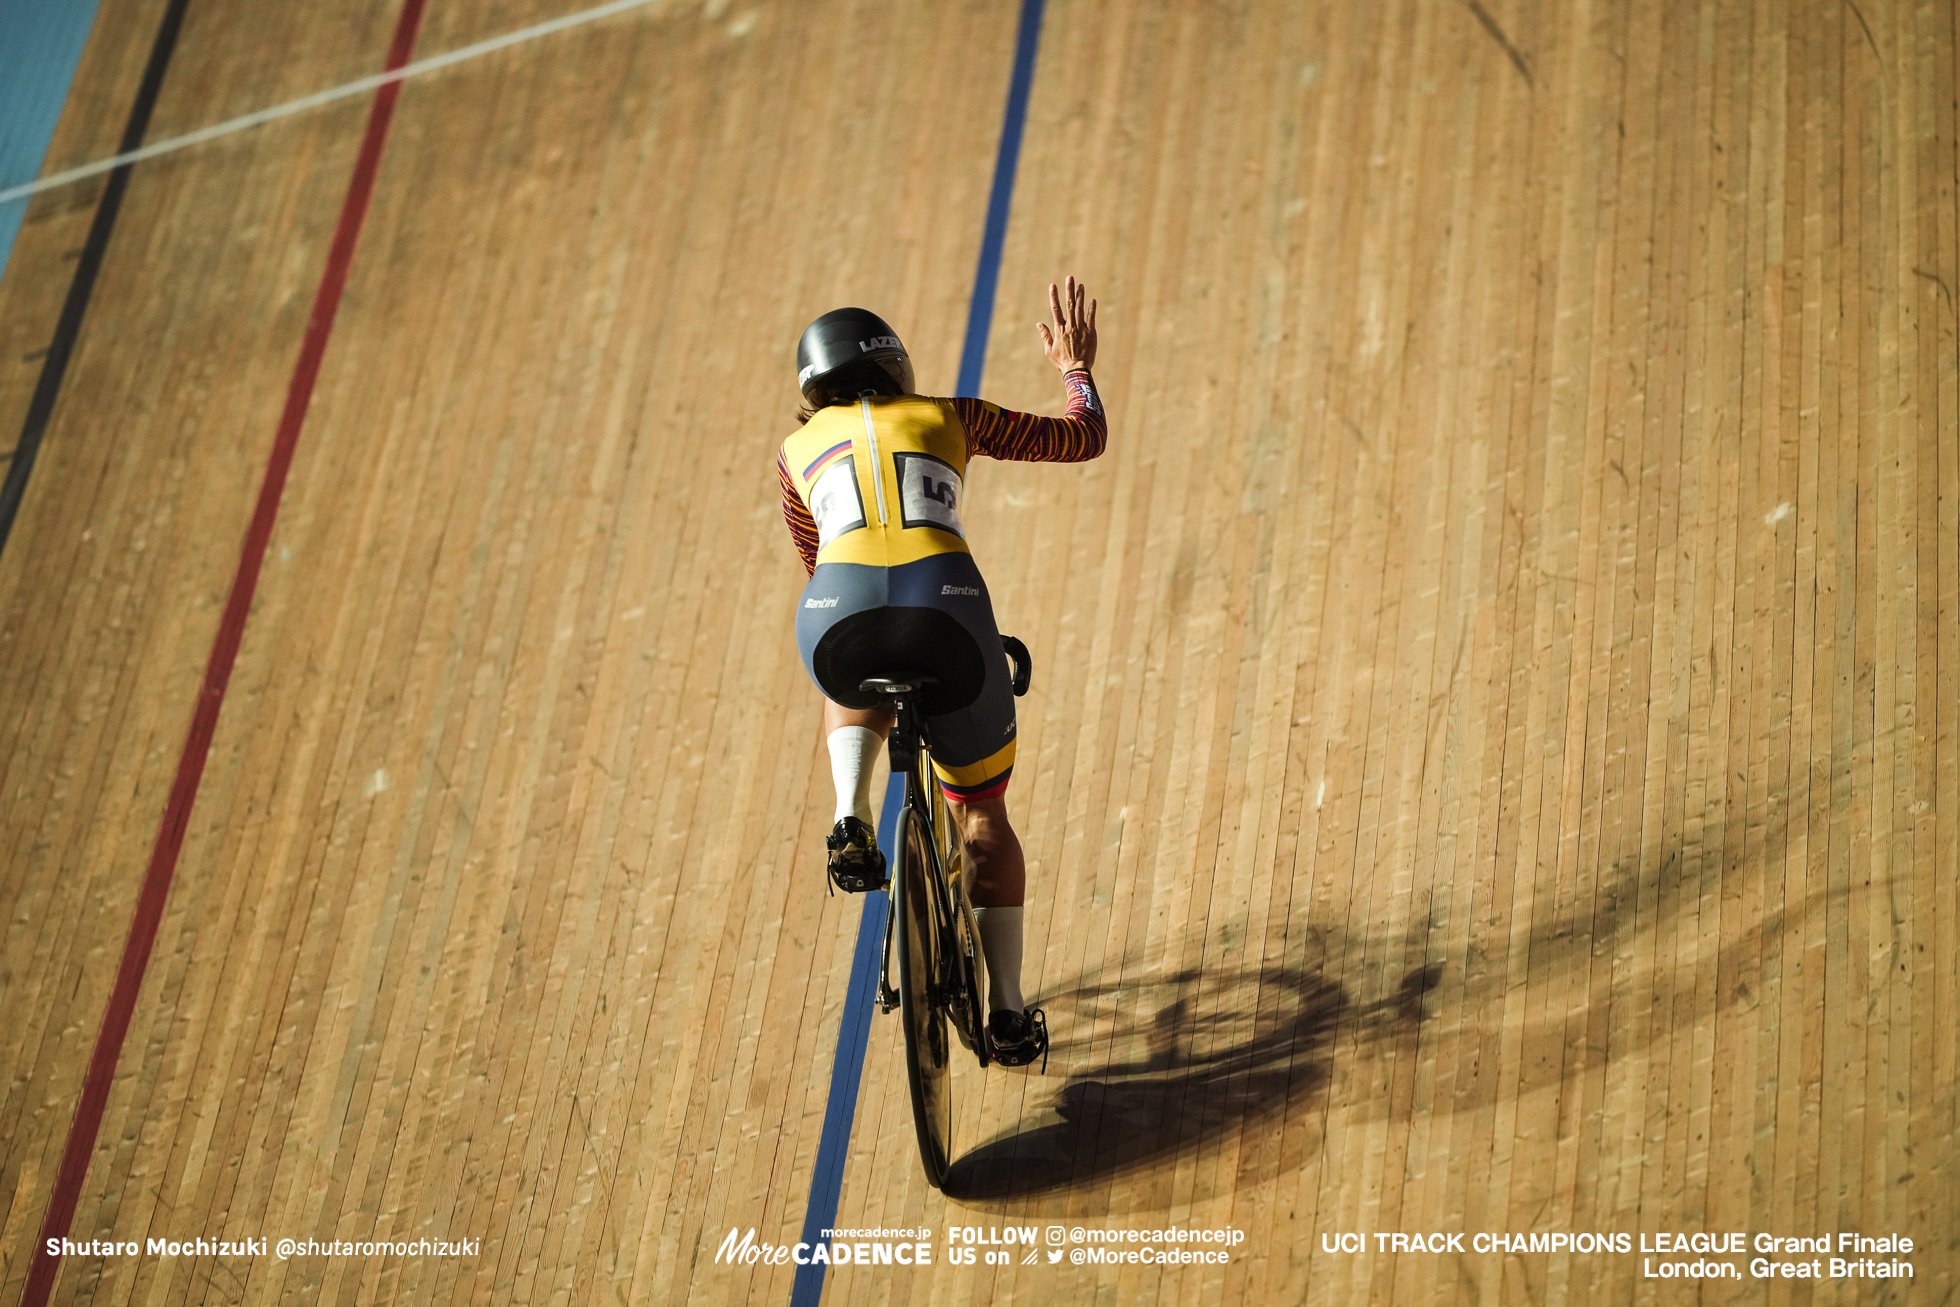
[795,553,1015,802]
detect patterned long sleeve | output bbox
[953,368,1106,463]
[778,450,820,575]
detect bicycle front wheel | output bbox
[894,802,953,1187]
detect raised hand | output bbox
[1036,275,1097,373]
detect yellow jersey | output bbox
[779,396,975,569]
[775,372,1105,574]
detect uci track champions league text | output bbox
[1317,1229,1916,1283]
[716,1223,1917,1283]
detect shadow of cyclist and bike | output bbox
[943,935,1442,1207]
[944,772,1840,1210]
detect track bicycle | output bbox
[864,635,1032,1188]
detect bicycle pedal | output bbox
[826,817,889,893]
[986,1007,1049,1071]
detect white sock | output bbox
[827,726,880,828]
[975,906,1025,1013]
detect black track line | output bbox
[0,0,193,561]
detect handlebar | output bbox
[1001,635,1032,697]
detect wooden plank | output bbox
[0,0,1954,1302]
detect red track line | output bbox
[21,1,428,1301]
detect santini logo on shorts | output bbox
[941,585,980,596]
[805,597,839,608]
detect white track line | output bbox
[0,0,668,207]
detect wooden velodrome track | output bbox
[0,0,1954,1302]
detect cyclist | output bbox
[777,276,1104,1068]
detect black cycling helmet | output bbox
[796,307,915,408]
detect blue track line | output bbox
[789,0,1047,1300]
[955,0,1048,400]
[789,779,901,1307]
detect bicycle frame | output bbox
[878,687,987,1062]
[861,638,1027,1186]
[863,678,987,1188]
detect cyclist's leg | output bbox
[950,796,1024,904]
[821,699,894,887]
[947,796,1027,1013]
[934,745,1048,1067]
[797,562,900,891]
[956,811,1044,1064]
[942,784,1044,1063]
[823,697,894,828]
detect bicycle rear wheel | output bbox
[894,802,953,1187]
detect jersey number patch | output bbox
[895,453,964,537]
[809,458,866,545]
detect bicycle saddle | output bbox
[859,675,939,697]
